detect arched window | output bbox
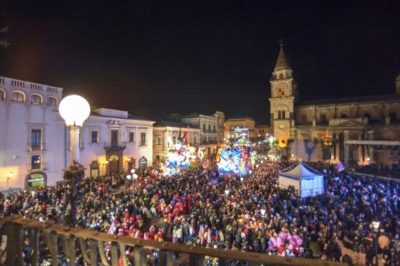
[0,89,5,100]
[279,73,283,79]
[11,91,25,102]
[46,96,58,107]
[31,94,43,105]
[282,110,286,119]
[277,111,282,119]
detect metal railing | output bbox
[26,162,47,171]
[0,215,345,266]
[103,141,127,149]
[27,142,46,152]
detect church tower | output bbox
[269,42,296,147]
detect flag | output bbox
[335,161,345,172]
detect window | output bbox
[140,132,146,146]
[320,114,328,124]
[111,130,119,147]
[31,155,41,170]
[389,112,397,123]
[203,124,206,132]
[91,131,98,143]
[157,137,161,145]
[213,125,216,132]
[282,110,285,119]
[194,137,197,144]
[173,136,176,144]
[0,89,5,100]
[208,124,211,132]
[31,94,42,105]
[46,97,57,107]
[129,132,135,143]
[11,91,25,102]
[31,129,42,150]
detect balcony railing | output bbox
[27,143,46,152]
[104,141,127,149]
[0,215,344,266]
[26,162,47,171]
[202,129,217,133]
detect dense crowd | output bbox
[1,159,400,265]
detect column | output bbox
[290,129,296,159]
[69,126,80,164]
[290,112,295,127]
[344,131,350,165]
[357,133,363,165]
[334,133,340,161]
[312,106,316,126]
[368,130,374,163]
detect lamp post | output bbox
[59,95,91,226]
[371,220,380,266]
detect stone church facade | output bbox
[269,44,400,166]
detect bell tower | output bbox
[269,42,296,147]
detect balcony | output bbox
[0,215,344,266]
[27,143,46,152]
[104,141,127,149]
[202,129,217,133]
[26,162,47,171]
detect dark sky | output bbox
[1,0,400,123]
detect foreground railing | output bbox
[0,216,344,266]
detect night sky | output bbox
[1,1,400,123]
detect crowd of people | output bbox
[1,158,400,265]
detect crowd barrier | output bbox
[0,215,345,266]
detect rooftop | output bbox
[154,120,199,129]
[298,94,400,106]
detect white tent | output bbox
[278,162,324,198]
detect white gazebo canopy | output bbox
[279,162,324,198]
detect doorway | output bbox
[109,155,119,175]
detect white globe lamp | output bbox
[59,95,91,164]
[59,95,91,127]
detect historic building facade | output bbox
[269,45,400,166]
[224,117,256,141]
[80,108,154,178]
[0,76,65,190]
[0,76,154,191]
[181,111,225,145]
[152,121,200,162]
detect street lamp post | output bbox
[59,95,91,226]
